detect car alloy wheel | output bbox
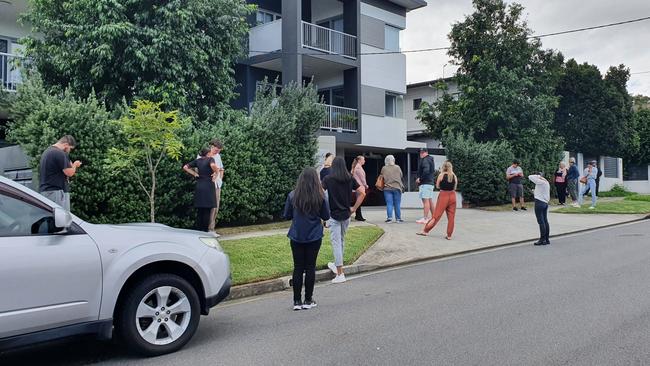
[135,286,192,346]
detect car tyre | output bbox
[116,273,201,356]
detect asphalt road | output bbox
[2,220,650,365]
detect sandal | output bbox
[416,232,428,236]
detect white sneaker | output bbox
[589,206,596,209]
[416,217,429,224]
[331,274,347,284]
[572,203,580,208]
[327,262,337,274]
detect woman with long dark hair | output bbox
[283,168,330,310]
[322,157,365,284]
[351,155,368,221]
[183,148,218,231]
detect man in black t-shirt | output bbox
[321,157,365,284]
[39,135,82,211]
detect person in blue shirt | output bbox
[283,168,330,311]
[566,157,581,207]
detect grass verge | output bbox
[554,200,650,214]
[221,226,384,285]
[625,194,650,202]
[217,221,291,236]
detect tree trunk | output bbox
[150,171,156,223]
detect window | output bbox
[256,10,281,25]
[385,93,397,117]
[413,98,422,110]
[0,193,55,237]
[385,25,400,52]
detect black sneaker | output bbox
[385,219,392,223]
[543,240,551,245]
[293,301,303,311]
[355,217,366,222]
[513,207,519,211]
[520,207,527,211]
[302,300,317,310]
[533,241,544,246]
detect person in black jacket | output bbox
[416,148,436,224]
[183,148,218,231]
[283,168,330,311]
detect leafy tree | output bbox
[6,75,147,222]
[107,100,187,223]
[418,0,564,180]
[627,109,650,164]
[554,60,638,157]
[21,0,254,121]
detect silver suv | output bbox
[0,176,231,356]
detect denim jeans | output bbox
[579,179,597,206]
[328,218,350,267]
[383,189,402,220]
[534,199,550,242]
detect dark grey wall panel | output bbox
[362,85,385,117]
[360,15,384,48]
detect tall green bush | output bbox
[443,133,514,205]
[6,76,147,223]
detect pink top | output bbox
[353,165,368,188]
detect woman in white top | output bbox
[529,172,550,246]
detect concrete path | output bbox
[354,207,647,267]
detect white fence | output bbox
[302,21,357,59]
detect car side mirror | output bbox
[54,207,73,229]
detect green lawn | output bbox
[221,226,384,285]
[626,194,650,202]
[554,200,650,214]
[217,221,291,236]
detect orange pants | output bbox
[423,191,457,237]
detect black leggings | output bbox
[555,182,567,204]
[196,208,212,232]
[534,199,550,242]
[290,239,322,303]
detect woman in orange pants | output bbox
[417,161,457,240]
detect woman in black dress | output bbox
[183,148,218,231]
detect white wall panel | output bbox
[361,44,406,93]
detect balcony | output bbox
[302,21,357,59]
[1,52,24,92]
[320,104,357,133]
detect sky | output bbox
[402,0,650,96]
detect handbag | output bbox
[375,175,385,191]
[579,176,587,184]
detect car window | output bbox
[0,192,55,237]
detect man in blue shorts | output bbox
[416,148,436,224]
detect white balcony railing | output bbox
[1,52,24,92]
[320,104,358,133]
[302,21,357,59]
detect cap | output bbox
[419,147,428,152]
[590,160,597,165]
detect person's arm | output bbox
[351,186,366,214]
[528,174,544,185]
[435,173,444,189]
[453,174,458,191]
[183,161,199,178]
[320,197,330,221]
[62,152,81,177]
[282,193,293,220]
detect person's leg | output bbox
[509,184,517,209]
[422,199,431,219]
[518,185,526,209]
[393,189,402,221]
[290,240,305,303]
[534,201,545,243]
[384,190,394,220]
[542,203,550,242]
[421,193,447,234]
[329,220,345,274]
[208,187,220,232]
[196,208,210,231]
[560,183,567,204]
[445,192,457,238]
[578,183,586,205]
[303,239,322,302]
[568,180,577,204]
[428,198,435,218]
[590,180,597,207]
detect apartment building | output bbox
[405,77,458,149]
[1,0,429,198]
[0,0,31,187]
